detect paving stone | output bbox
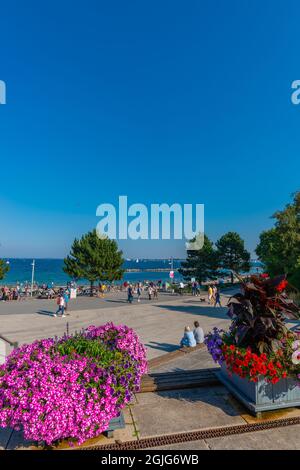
[206,424,300,450]
[132,386,245,438]
[0,296,230,361]
[150,348,217,373]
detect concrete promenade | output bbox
[0,292,231,360]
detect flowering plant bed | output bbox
[205,274,300,415]
[0,323,147,446]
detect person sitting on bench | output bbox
[193,321,204,344]
[180,326,196,348]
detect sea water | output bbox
[1,259,263,286]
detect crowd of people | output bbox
[126,282,160,303]
[0,284,37,301]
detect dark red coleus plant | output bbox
[227,274,300,354]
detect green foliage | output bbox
[256,192,300,287]
[0,259,9,281]
[63,230,124,290]
[57,335,119,367]
[216,231,251,283]
[179,234,219,283]
[255,228,284,276]
[289,267,300,293]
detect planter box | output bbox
[217,364,300,416]
[103,412,125,438]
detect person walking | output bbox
[208,285,213,304]
[214,289,222,307]
[179,282,184,295]
[54,294,66,317]
[148,285,153,300]
[137,284,142,302]
[63,289,70,315]
[127,285,134,304]
[192,281,197,296]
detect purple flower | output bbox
[0,322,147,446]
[204,328,225,365]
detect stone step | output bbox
[140,368,220,393]
[147,343,205,370]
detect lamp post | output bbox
[30,260,35,297]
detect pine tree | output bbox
[216,232,250,284]
[0,259,9,280]
[64,230,124,295]
[179,234,219,284]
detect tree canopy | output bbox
[179,234,219,283]
[64,230,124,293]
[216,231,251,283]
[0,259,9,281]
[256,191,300,287]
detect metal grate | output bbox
[81,416,300,450]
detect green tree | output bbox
[0,259,9,280]
[179,234,219,284]
[256,191,300,284]
[216,232,251,284]
[255,228,285,276]
[64,230,124,295]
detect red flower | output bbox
[276,279,288,292]
[271,377,279,384]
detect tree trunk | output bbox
[90,281,94,297]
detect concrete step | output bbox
[140,367,220,393]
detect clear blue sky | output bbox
[0,0,299,258]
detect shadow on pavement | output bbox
[36,310,55,316]
[156,387,241,417]
[145,341,179,353]
[154,304,228,319]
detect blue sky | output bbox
[0,0,299,258]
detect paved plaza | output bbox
[1,290,300,450]
[0,292,232,359]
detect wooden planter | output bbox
[217,364,300,417]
